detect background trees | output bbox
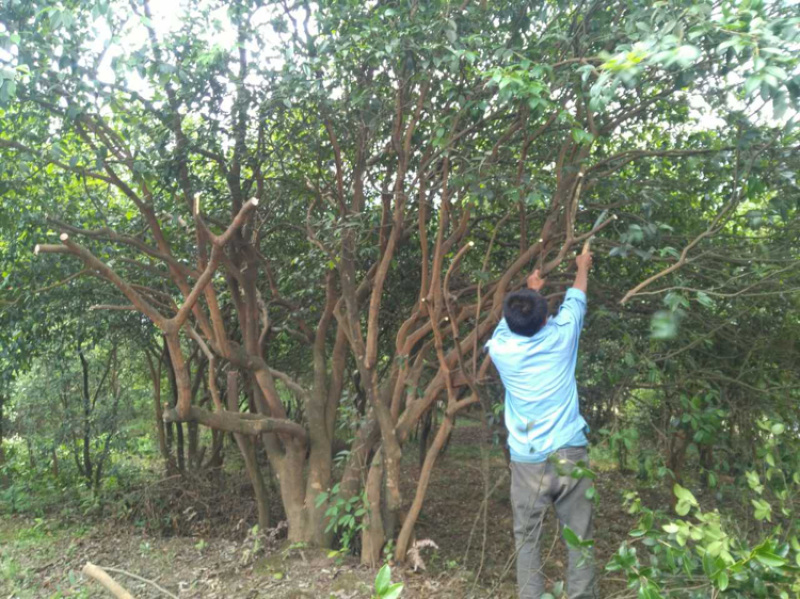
[1,0,799,594]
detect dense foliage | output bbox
[1,0,799,596]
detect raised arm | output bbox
[573,249,593,294]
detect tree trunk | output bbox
[26,438,36,470]
[667,429,690,509]
[227,371,271,531]
[418,408,432,470]
[165,421,174,452]
[163,342,187,472]
[187,421,199,470]
[302,387,334,546]
[360,451,386,566]
[396,414,454,560]
[205,430,224,469]
[79,350,94,484]
[93,372,122,493]
[274,445,309,542]
[440,412,456,456]
[175,422,186,473]
[146,350,175,473]
[0,394,6,477]
[699,445,714,488]
[51,446,59,477]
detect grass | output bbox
[0,520,41,598]
[0,517,94,599]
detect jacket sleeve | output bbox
[553,287,587,340]
[485,318,508,355]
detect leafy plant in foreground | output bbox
[609,417,800,597]
[372,563,403,599]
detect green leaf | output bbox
[674,45,701,66]
[375,563,391,595]
[744,76,762,96]
[765,65,789,82]
[751,499,772,522]
[382,582,404,599]
[696,291,714,308]
[673,484,697,505]
[754,550,786,569]
[662,523,679,534]
[717,570,729,591]
[637,580,661,599]
[571,129,594,145]
[651,310,680,340]
[563,526,581,548]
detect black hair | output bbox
[503,289,548,337]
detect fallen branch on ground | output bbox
[82,563,135,599]
[83,562,180,599]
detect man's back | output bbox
[487,287,589,461]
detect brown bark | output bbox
[145,349,174,473]
[163,404,306,438]
[667,429,690,509]
[418,408,433,470]
[79,350,93,483]
[0,394,5,476]
[360,451,386,566]
[227,371,271,531]
[187,422,199,470]
[163,343,187,472]
[396,412,454,559]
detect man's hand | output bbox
[527,269,546,291]
[575,251,593,272]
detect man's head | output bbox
[503,289,548,337]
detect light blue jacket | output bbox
[486,288,589,463]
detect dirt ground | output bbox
[0,423,671,598]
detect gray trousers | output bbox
[511,446,597,599]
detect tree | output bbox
[1,0,797,564]
[13,340,133,491]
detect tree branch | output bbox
[163,405,307,442]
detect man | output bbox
[486,249,596,599]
